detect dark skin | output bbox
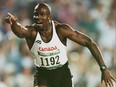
[5,3,115,87]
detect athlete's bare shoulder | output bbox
[54,21,71,30]
[25,24,37,49]
[54,21,76,41]
[54,21,74,35]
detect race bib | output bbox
[35,49,63,69]
[39,55,61,67]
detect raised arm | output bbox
[5,13,30,38]
[61,24,115,87]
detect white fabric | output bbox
[30,21,68,69]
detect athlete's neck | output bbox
[39,23,52,36]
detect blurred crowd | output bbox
[0,0,116,87]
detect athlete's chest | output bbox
[39,31,52,43]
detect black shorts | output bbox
[34,62,73,87]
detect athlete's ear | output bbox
[48,14,52,20]
[48,15,52,23]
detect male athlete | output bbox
[5,3,115,87]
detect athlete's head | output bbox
[33,3,52,29]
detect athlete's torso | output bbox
[29,21,68,70]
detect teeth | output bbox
[37,22,42,24]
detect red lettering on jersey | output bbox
[39,46,57,51]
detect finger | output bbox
[101,75,103,83]
[111,76,116,82]
[8,12,17,21]
[105,80,108,87]
[8,12,13,17]
[108,79,113,87]
[109,78,115,87]
[101,79,103,83]
[8,12,15,19]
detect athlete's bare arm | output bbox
[58,24,105,66]
[5,13,36,49]
[5,13,30,38]
[58,23,115,87]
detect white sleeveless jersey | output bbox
[30,21,68,70]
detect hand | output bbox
[101,69,116,87]
[5,13,17,25]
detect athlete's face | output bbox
[33,4,51,29]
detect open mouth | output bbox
[36,22,43,26]
[36,21,42,24]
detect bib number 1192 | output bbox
[40,55,60,66]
